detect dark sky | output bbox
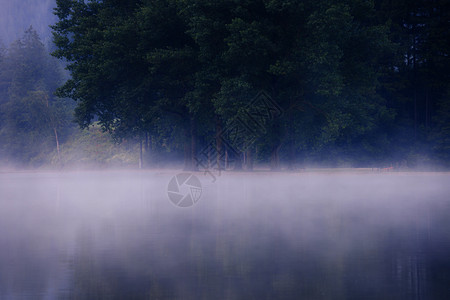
[0,0,57,47]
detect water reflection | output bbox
[0,172,449,299]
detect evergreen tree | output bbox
[49,0,450,169]
[0,27,73,166]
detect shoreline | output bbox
[1,167,449,176]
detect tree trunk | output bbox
[414,90,417,140]
[270,145,281,170]
[139,138,143,169]
[45,94,60,165]
[144,132,148,153]
[413,23,417,141]
[287,142,295,170]
[183,126,191,171]
[190,117,198,171]
[144,132,149,167]
[225,149,228,170]
[234,152,243,170]
[54,127,60,164]
[183,118,198,171]
[246,148,253,171]
[207,145,211,168]
[425,90,429,129]
[216,116,223,171]
[287,105,295,170]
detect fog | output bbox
[0,0,56,46]
[0,170,449,299]
[0,0,449,297]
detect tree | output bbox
[0,27,73,166]
[210,0,393,168]
[50,0,449,169]
[52,0,200,169]
[376,0,450,164]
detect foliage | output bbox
[2,0,449,169]
[52,123,139,168]
[0,27,74,167]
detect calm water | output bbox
[0,171,449,299]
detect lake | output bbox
[0,171,449,299]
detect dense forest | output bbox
[1,0,449,170]
[0,26,138,168]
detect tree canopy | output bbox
[45,0,450,169]
[0,26,74,166]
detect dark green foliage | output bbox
[432,90,450,163]
[43,0,450,169]
[375,0,450,167]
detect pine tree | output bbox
[0,27,73,166]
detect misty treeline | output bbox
[0,27,75,166]
[1,0,449,170]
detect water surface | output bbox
[0,171,449,299]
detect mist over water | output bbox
[0,171,449,299]
[0,0,449,298]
